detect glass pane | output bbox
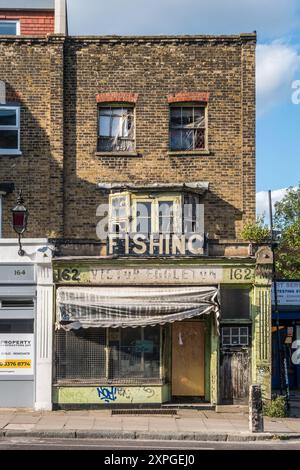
[111,108,124,116]
[143,326,160,377]
[136,202,152,234]
[222,336,231,345]
[182,129,193,150]
[99,115,110,137]
[0,22,17,35]
[159,201,174,233]
[231,335,239,345]
[194,107,205,127]
[112,196,127,218]
[194,128,205,149]
[120,328,142,376]
[137,202,152,219]
[222,327,231,336]
[240,327,248,336]
[170,107,182,128]
[231,328,239,336]
[98,137,114,151]
[0,130,18,149]
[170,129,182,150]
[111,116,122,137]
[182,107,194,126]
[0,108,17,126]
[240,336,248,345]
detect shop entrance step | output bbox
[162,403,214,411]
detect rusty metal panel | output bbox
[171,321,204,396]
[220,350,250,404]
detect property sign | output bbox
[272,282,300,306]
[0,334,34,375]
[0,265,35,284]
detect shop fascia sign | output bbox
[107,232,205,256]
[272,281,300,306]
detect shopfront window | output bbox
[55,326,162,384]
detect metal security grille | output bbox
[54,326,163,385]
[55,328,106,382]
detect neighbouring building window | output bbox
[0,20,20,36]
[170,105,206,151]
[55,326,162,384]
[98,105,135,152]
[222,326,249,346]
[0,195,2,237]
[0,106,20,154]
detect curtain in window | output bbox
[56,286,219,330]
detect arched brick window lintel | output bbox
[96,92,138,104]
[167,92,209,104]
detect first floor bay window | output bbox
[55,325,163,384]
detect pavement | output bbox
[1,409,300,442]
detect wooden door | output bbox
[220,350,250,404]
[172,321,205,396]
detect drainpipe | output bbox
[268,190,285,399]
[55,0,68,35]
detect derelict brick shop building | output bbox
[0,31,273,410]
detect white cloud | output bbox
[256,42,300,115]
[256,187,290,224]
[68,0,300,38]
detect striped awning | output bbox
[56,286,220,330]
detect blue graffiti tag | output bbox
[96,386,117,403]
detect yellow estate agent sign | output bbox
[0,334,34,376]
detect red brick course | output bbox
[96,92,139,104]
[167,92,210,103]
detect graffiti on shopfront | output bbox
[96,386,156,403]
[96,386,117,403]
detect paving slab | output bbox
[4,423,35,431]
[9,414,41,425]
[64,417,95,430]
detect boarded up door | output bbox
[172,321,204,396]
[220,350,250,404]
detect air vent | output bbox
[1,299,34,309]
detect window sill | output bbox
[168,149,211,156]
[95,151,141,157]
[0,150,22,157]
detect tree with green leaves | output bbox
[274,184,300,279]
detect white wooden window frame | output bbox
[0,20,20,36]
[222,326,249,346]
[0,105,21,155]
[132,194,182,234]
[108,192,131,234]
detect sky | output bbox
[67,0,300,221]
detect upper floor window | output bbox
[98,105,135,152]
[0,21,20,36]
[0,106,20,155]
[170,105,206,151]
